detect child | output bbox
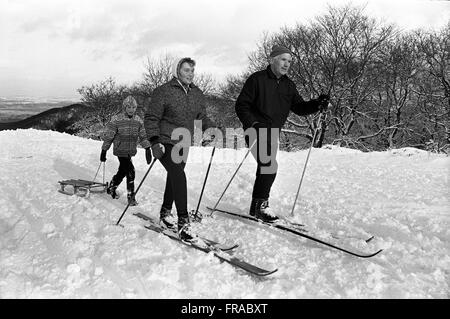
[100,95,152,206]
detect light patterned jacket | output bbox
[101,113,151,157]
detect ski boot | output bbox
[254,199,279,223]
[160,206,176,229]
[127,192,138,206]
[106,181,119,199]
[178,216,197,242]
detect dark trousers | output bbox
[111,156,135,194]
[246,128,279,200]
[159,144,189,219]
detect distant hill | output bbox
[0,103,92,134]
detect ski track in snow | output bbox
[0,129,449,298]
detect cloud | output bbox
[124,3,281,66]
[65,21,115,42]
[20,17,54,33]
[1,0,449,97]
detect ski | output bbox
[207,207,382,259]
[203,207,373,243]
[133,212,238,251]
[134,213,278,276]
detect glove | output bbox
[317,94,330,111]
[145,147,152,164]
[201,127,222,147]
[151,143,165,159]
[201,137,214,147]
[100,149,107,162]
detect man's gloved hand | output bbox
[317,94,330,112]
[151,143,165,159]
[145,147,152,164]
[100,149,107,162]
[201,137,214,147]
[202,127,223,147]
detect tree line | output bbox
[74,4,449,153]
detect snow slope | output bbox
[0,129,448,298]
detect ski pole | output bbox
[102,162,106,185]
[92,162,102,183]
[116,159,157,226]
[290,111,325,216]
[209,139,256,216]
[192,146,216,221]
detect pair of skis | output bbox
[134,204,381,278]
[187,142,381,259]
[133,212,278,277]
[123,147,381,277]
[114,158,277,277]
[191,144,381,259]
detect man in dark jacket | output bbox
[144,57,216,242]
[235,45,329,222]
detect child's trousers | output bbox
[111,156,135,194]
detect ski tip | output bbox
[374,249,383,255]
[257,268,278,276]
[361,249,383,258]
[58,190,73,196]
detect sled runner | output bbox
[58,179,108,197]
[58,162,108,197]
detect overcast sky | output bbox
[1,0,449,99]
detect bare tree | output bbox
[214,74,250,129]
[247,4,395,149]
[312,5,395,149]
[218,74,248,101]
[248,32,275,73]
[413,24,450,153]
[195,72,217,95]
[362,32,421,149]
[140,54,174,92]
[74,77,128,138]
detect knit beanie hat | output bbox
[122,95,137,110]
[269,45,291,58]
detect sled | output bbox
[58,179,108,197]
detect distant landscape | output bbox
[0,97,80,122]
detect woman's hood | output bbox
[172,57,183,79]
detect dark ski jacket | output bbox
[235,66,321,130]
[101,113,151,157]
[144,77,216,146]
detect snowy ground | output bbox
[0,129,448,298]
